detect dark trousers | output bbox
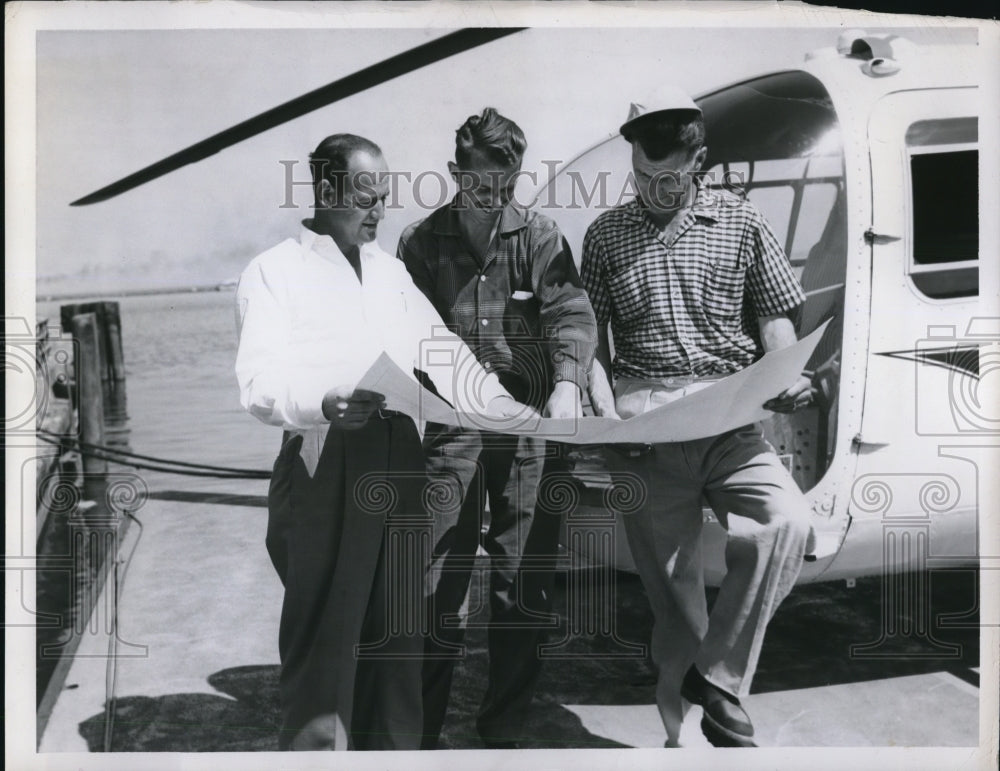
[420,423,564,747]
[266,415,427,751]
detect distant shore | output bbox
[36,282,237,303]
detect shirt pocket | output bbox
[702,252,748,325]
[605,262,650,326]
[370,286,411,321]
[503,294,540,338]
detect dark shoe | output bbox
[681,666,757,748]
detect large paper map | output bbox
[357,322,829,444]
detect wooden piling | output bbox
[37,305,131,742]
[104,309,128,441]
[105,310,125,381]
[70,313,107,479]
[60,300,129,444]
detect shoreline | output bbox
[36,282,237,303]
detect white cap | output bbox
[620,84,701,136]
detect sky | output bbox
[33,23,978,296]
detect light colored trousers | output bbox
[608,376,812,745]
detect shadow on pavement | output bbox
[76,569,979,751]
[441,568,979,748]
[146,490,268,508]
[78,665,281,752]
[753,568,980,695]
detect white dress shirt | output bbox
[235,222,509,430]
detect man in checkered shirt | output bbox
[582,86,817,748]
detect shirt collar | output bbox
[431,199,530,237]
[300,219,376,264]
[689,178,722,222]
[498,203,530,235]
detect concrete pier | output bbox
[38,488,980,753]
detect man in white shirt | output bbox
[235,134,524,751]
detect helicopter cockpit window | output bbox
[905,117,978,300]
[699,70,846,490]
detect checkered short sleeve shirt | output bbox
[581,184,806,379]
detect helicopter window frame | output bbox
[704,160,844,279]
[696,69,848,490]
[904,138,979,301]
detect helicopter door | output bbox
[856,87,981,562]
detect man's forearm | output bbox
[539,291,598,392]
[595,325,613,375]
[758,312,814,414]
[588,325,618,418]
[550,327,597,393]
[758,313,798,352]
[533,234,599,392]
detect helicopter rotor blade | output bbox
[70,27,525,206]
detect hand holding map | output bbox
[357,321,830,444]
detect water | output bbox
[38,289,278,497]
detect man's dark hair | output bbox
[455,107,527,168]
[622,112,705,162]
[309,133,382,203]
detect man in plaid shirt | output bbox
[398,108,597,749]
[583,86,817,748]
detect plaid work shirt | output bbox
[581,184,805,380]
[398,201,597,405]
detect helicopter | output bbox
[67,27,993,588]
[530,29,992,586]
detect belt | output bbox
[656,374,724,387]
[617,374,726,390]
[607,443,656,458]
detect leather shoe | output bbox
[681,666,757,747]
